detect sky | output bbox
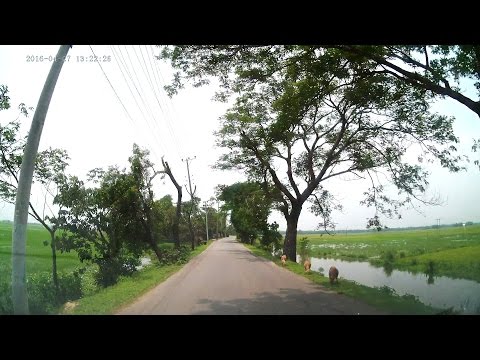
[0,45,479,231]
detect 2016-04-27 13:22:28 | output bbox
[25,55,112,63]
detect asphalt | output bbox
[117,236,386,315]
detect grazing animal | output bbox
[281,254,287,266]
[304,259,311,272]
[329,266,339,284]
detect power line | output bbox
[148,46,184,156]
[134,45,182,160]
[109,45,165,163]
[122,45,179,165]
[146,45,184,159]
[88,45,137,128]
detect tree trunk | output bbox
[283,206,302,262]
[188,215,195,250]
[150,240,163,263]
[50,231,59,295]
[173,188,182,249]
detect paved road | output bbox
[117,236,386,315]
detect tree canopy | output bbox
[159,46,466,260]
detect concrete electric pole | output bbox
[12,45,71,314]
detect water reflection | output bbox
[296,254,480,314]
[382,262,394,277]
[425,261,436,285]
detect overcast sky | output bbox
[0,45,479,231]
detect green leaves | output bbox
[0,85,10,110]
[219,182,275,244]
[159,45,469,235]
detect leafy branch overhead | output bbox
[159,45,469,260]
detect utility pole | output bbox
[436,218,440,229]
[203,201,210,243]
[182,156,196,249]
[183,156,196,199]
[216,199,219,239]
[12,45,71,314]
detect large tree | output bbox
[159,158,182,248]
[328,46,480,118]
[159,45,480,117]
[56,144,167,273]
[159,46,464,260]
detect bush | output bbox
[156,245,190,266]
[260,222,283,250]
[57,271,82,302]
[383,250,396,263]
[0,280,13,314]
[27,272,60,314]
[298,237,310,257]
[76,265,100,296]
[0,270,84,315]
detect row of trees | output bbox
[2,83,228,293]
[159,45,479,260]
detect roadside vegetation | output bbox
[244,242,448,315]
[62,241,211,315]
[303,224,480,282]
[0,220,212,314]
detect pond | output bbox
[297,255,480,314]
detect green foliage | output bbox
[260,222,283,250]
[244,243,440,314]
[153,195,176,241]
[303,225,480,282]
[54,143,168,273]
[383,250,396,263]
[298,236,310,256]
[159,46,466,263]
[155,245,190,266]
[219,182,275,244]
[0,84,10,110]
[0,280,12,314]
[0,271,84,315]
[66,241,212,314]
[78,265,100,296]
[95,252,141,287]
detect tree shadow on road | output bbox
[215,249,269,263]
[192,287,382,315]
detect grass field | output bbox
[301,224,480,282]
[0,222,80,283]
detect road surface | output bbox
[117,236,386,315]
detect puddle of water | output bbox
[297,255,480,314]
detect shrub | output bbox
[27,272,60,314]
[77,265,100,296]
[298,237,310,257]
[0,280,13,314]
[383,250,396,263]
[57,271,82,302]
[156,245,190,266]
[260,222,283,250]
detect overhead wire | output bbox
[133,45,182,160]
[109,45,165,163]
